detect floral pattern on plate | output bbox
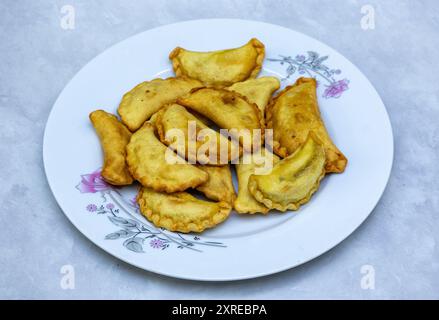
[268,51,350,98]
[77,170,226,253]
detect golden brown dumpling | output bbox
[126,123,208,193]
[196,165,236,206]
[118,77,202,131]
[138,187,231,233]
[234,149,280,214]
[169,38,265,87]
[266,77,347,173]
[156,104,240,165]
[228,76,280,121]
[248,133,326,212]
[177,87,264,151]
[89,110,133,185]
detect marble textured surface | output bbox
[1,0,438,299]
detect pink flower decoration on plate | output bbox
[150,239,164,249]
[86,204,97,212]
[106,203,115,210]
[323,79,349,99]
[76,170,111,193]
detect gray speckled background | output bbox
[1,0,438,299]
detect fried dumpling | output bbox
[196,165,236,206]
[169,38,265,87]
[118,77,202,132]
[156,104,240,165]
[177,87,263,151]
[138,187,231,233]
[89,110,133,185]
[266,77,347,173]
[234,149,280,214]
[126,123,208,193]
[228,76,280,120]
[248,133,326,212]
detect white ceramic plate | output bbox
[43,19,393,281]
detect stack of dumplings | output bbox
[89,38,347,233]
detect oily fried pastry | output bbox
[248,133,326,212]
[177,87,264,151]
[156,104,240,165]
[138,187,231,233]
[234,149,279,214]
[228,76,280,121]
[89,110,133,185]
[169,38,265,87]
[147,110,160,124]
[126,123,208,193]
[196,165,236,206]
[266,77,347,173]
[118,77,202,132]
